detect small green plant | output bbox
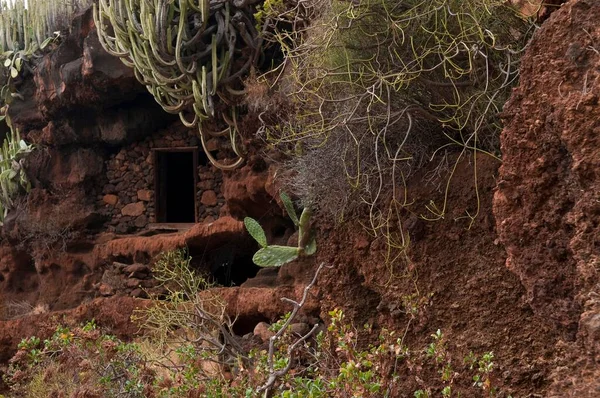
[0,116,33,225]
[6,323,150,398]
[468,351,497,395]
[133,249,247,377]
[5,307,511,397]
[244,191,316,267]
[253,0,285,31]
[17,336,40,351]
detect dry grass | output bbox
[1,300,48,320]
[22,362,81,398]
[13,192,84,253]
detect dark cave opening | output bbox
[154,149,198,223]
[211,251,261,287]
[232,314,270,336]
[209,242,261,287]
[189,240,262,287]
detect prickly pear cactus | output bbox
[244,217,267,248]
[253,246,300,267]
[243,192,316,268]
[298,207,313,246]
[280,191,299,226]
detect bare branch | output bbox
[257,262,328,394]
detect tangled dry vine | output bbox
[257,0,534,269]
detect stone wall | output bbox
[97,123,226,233]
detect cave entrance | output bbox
[188,239,261,287]
[153,147,198,224]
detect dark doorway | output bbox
[154,148,198,223]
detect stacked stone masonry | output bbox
[97,124,226,233]
[95,262,162,299]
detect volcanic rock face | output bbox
[0,5,289,319]
[1,2,599,396]
[494,0,600,394]
[3,8,175,240]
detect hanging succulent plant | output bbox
[94,0,264,170]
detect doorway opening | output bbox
[154,148,198,224]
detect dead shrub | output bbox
[13,189,88,252]
[257,0,533,258]
[1,300,48,320]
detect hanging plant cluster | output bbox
[94,0,264,169]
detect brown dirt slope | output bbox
[495,0,600,395]
[314,156,557,396]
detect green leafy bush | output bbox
[0,118,32,225]
[5,310,511,397]
[4,321,151,398]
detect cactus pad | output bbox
[244,217,267,248]
[304,232,317,256]
[280,191,299,226]
[252,246,300,267]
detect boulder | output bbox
[253,322,274,342]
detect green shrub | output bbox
[132,249,247,377]
[5,310,511,397]
[0,117,32,225]
[5,321,151,398]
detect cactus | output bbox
[280,191,299,226]
[244,191,316,267]
[0,0,91,54]
[243,217,267,248]
[0,117,33,225]
[0,1,91,108]
[93,0,263,170]
[303,229,317,256]
[252,245,300,268]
